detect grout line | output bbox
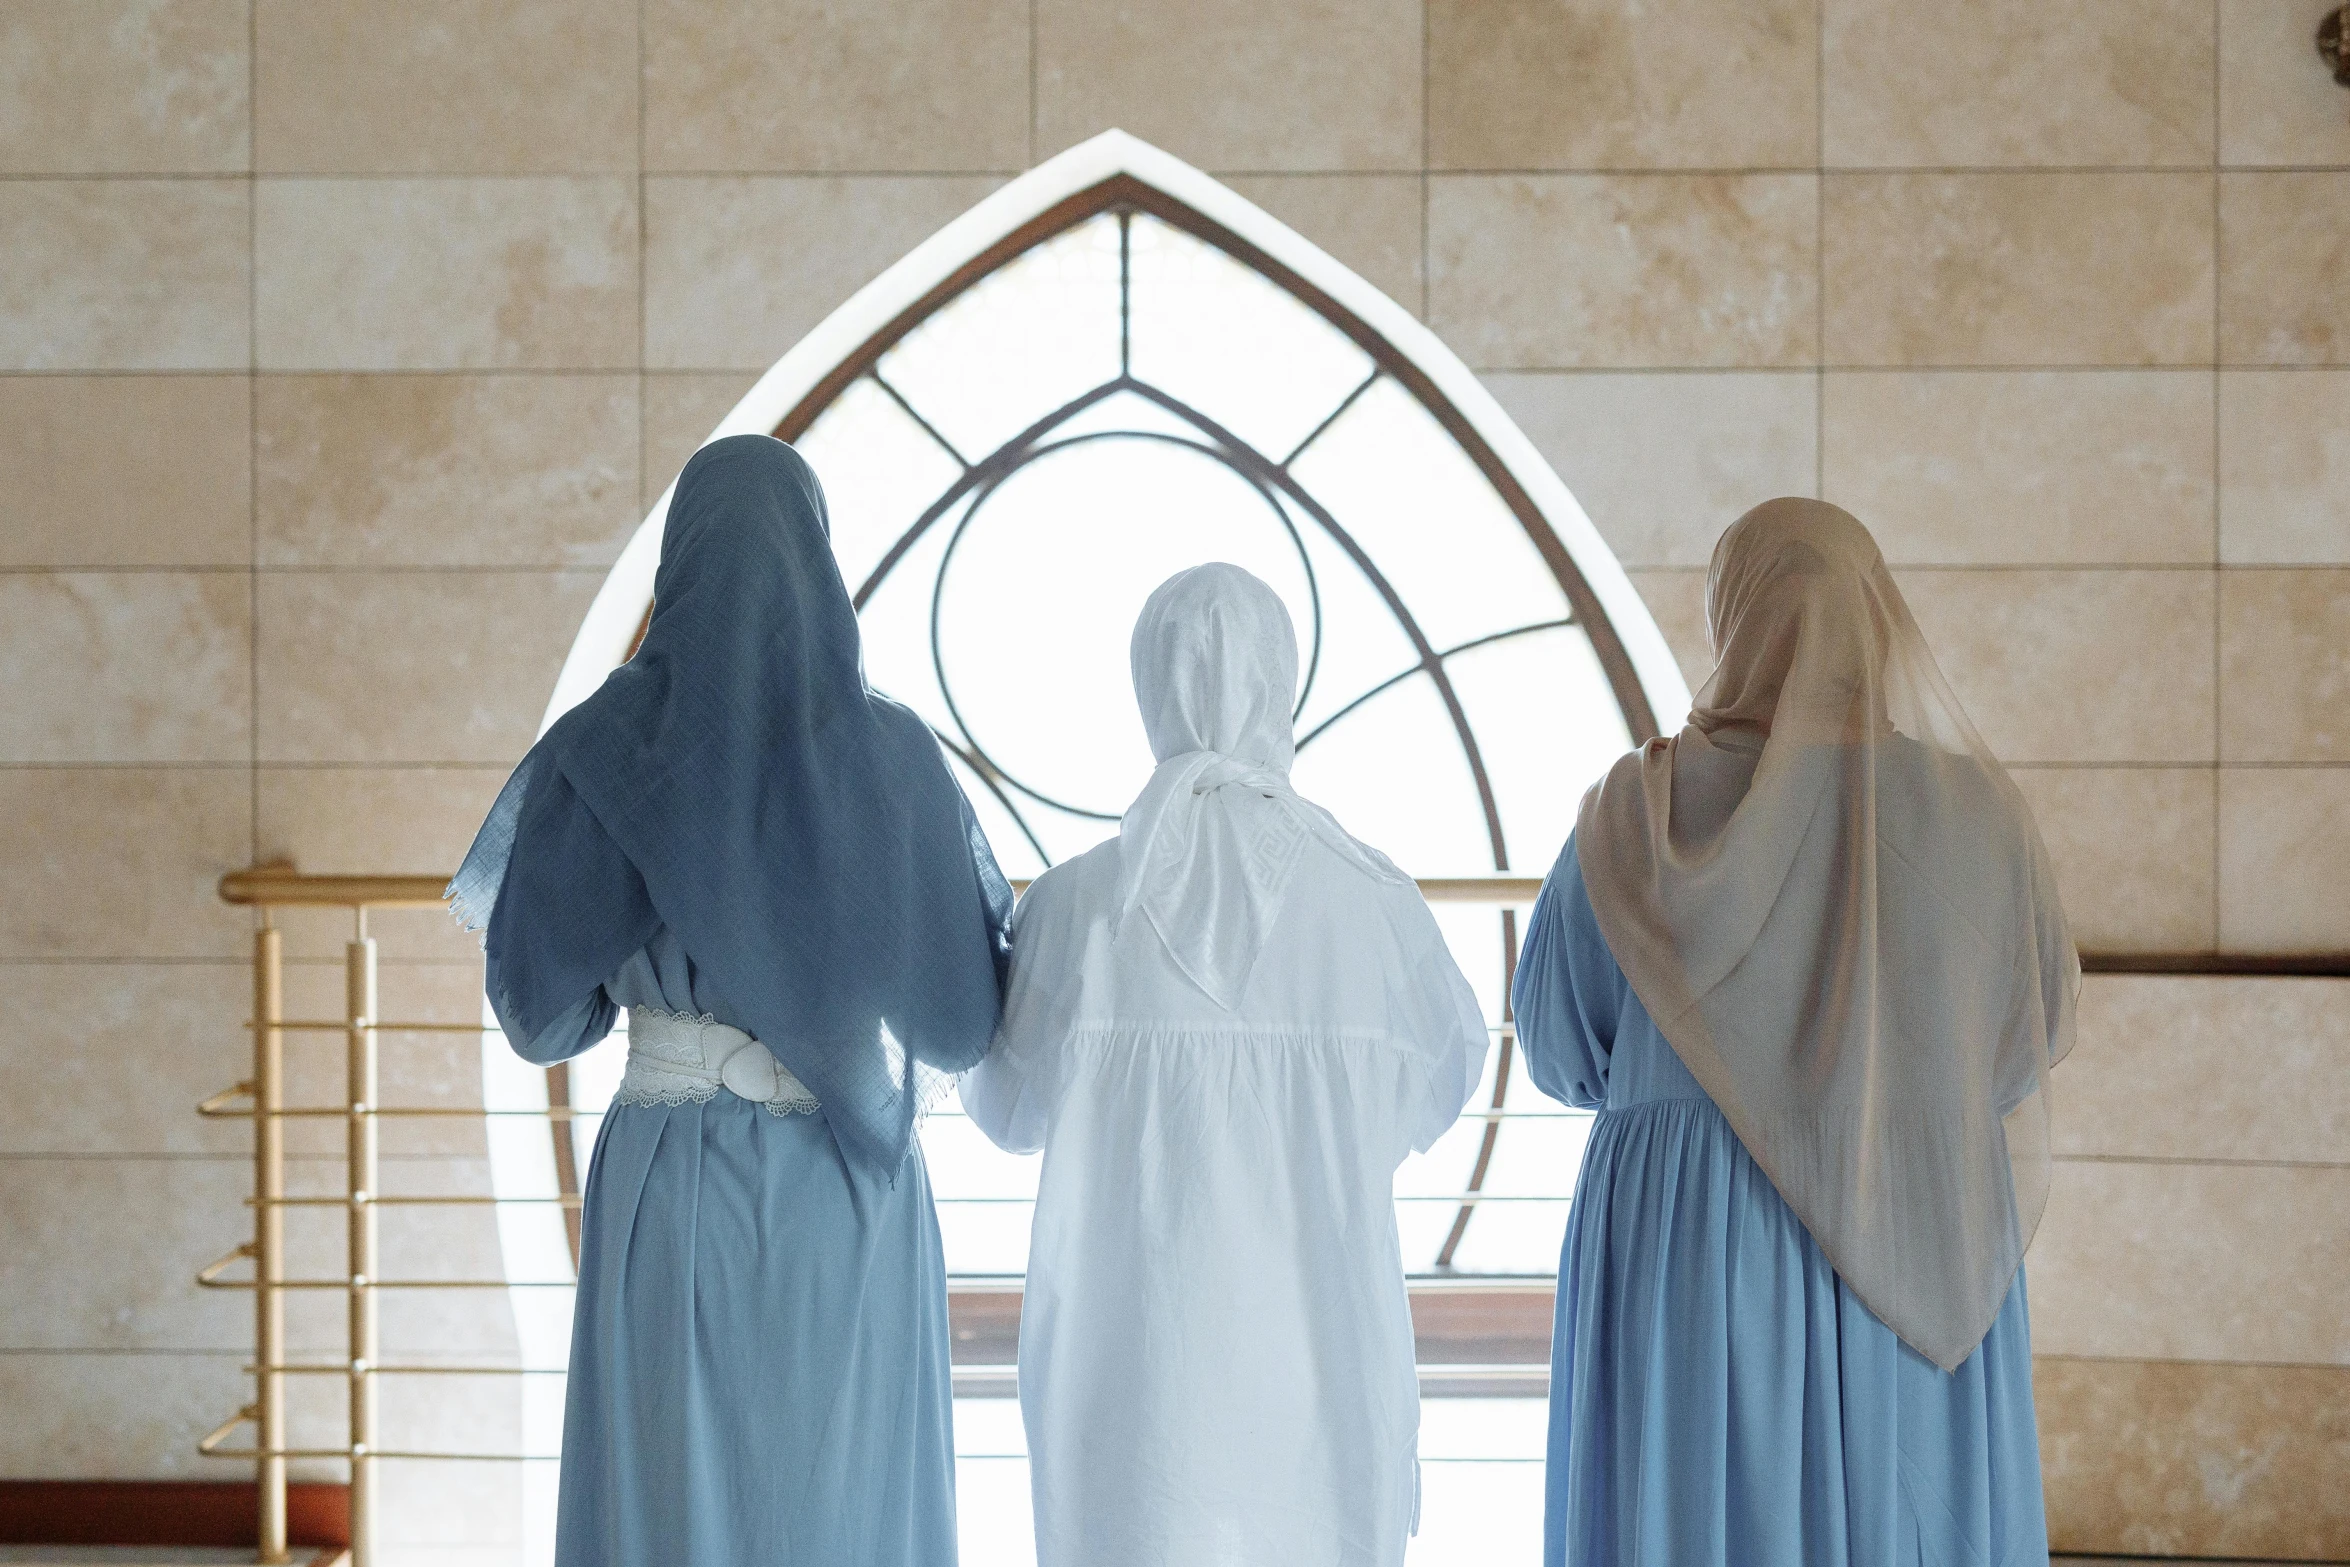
[1421,0,1431,322]
[1028,0,1038,170]
[19,364,2347,381]
[2034,1352,2350,1373]
[2055,1152,2350,1171]
[1461,362,2276,374]
[8,163,2343,183]
[247,0,260,870]
[637,0,648,506]
[2210,0,2225,949]
[1814,0,1826,500]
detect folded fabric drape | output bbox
[450,434,1012,1179]
[1114,564,1409,1008]
[1576,498,2078,1371]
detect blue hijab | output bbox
[452,435,1012,1178]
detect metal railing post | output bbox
[347,924,380,1566]
[255,924,289,1564]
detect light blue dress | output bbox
[1513,843,2047,1567]
[514,927,959,1567]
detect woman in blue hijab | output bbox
[452,434,1012,1566]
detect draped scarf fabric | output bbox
[1576,498,2078,1371]
[1115,564,1409,1009]
[451,434,1013,1178]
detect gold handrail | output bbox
[204,858,2328,1566]
[219,865,451,908]
[198,859,1550,1565]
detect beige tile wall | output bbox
[2,0,2344,1555]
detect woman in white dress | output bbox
[964,562,1489,1567]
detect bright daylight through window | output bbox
[568,201,1651,1286]
[516,142,1688,1563]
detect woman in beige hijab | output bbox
[1515,498,2077,1567]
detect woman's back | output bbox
[969,833,1484,1567]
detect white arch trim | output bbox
[541,128,1690,739]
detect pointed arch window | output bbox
[540,135,1686,1286]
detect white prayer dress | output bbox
[965,563,1488,1567]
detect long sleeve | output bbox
[1511,834,1622,1111]
[491,952,617,1065]
[962,869,1076,1156]
[1393,891,1492,1154]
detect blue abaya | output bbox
[1514,843,2048,1567]
[514,928,959,1566]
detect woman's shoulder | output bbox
[1012,838,1121,924]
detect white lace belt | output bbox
[615,1008,819,1117]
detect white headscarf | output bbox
[1577,498,2079,1371]
[1117,563,1409,1008]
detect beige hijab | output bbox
[1577,499,2078,1371]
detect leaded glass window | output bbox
[749,191,1662,1281]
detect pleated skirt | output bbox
[554,1093,959,1566]
[1547,1096,2048,1567]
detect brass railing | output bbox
[199,862,2326,1561]
[192,864,1550,1561]
[198,867,562,1566]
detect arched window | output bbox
[509,133,1686,1310]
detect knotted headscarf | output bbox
[1116,564,1409,1008]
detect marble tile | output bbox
[2061,975,2350,1164]
[644,0,1027,173]
[2221,569,2350,761]
[0,0,248,174]
[1222,175,1424,316]
[279,1158,516,1297]
[0,963,249,1157]
[1623,568,1713,688]
[1896,569,2215,764]
[0,767,249,959]
[255,765,508,967]
[642,372,757,505]
[0,376,250,567]
[2218,765,2350,952]
[2219,0,2350,166]
[1823,173,2214,368]
[255,178,638,371]
[277,1161,528,1362]
[254,0,637,174]
[2219,371,2350,565]
[0,1155,250,1349]
[257,766,508,878]
[1823,0,2212,168]
[1429,175,1818,370]
[274,904,486,971]
[2221,173,2350,365]
[2009,768,2215,953]
[2036,1357,2350,1561]
[1428,0,1815,171]
[0,180,249,371]
[0,573,249,763]
[645,176,1000,371]
[0,1350,246,1477]
[257,374,639,568]
[2029,1160,2350,1364]
[1036,0,1422,172]
[1482,372,1816,568]
[275,959,493,1160]
[256,571,599,765]
[1822,371,2215,564]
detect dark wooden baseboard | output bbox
[0,1480,349,1548]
